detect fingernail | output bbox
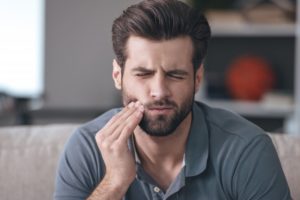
[128,102,134,108]
[139,105,144,112]
[134,101,140,107]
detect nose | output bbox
[150,74,171,99]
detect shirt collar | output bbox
[130,134,141,164]
[128,102,209,177]
[184,102,209,177]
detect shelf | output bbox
[197,99,294,118]
[210,23,296,37]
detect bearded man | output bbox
[54,0,291,199]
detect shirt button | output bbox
[154,186,160,193]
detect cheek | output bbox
[122,79,148,102]
[175,79,194,91]
[174,82,195,100]
[125,79,146,93]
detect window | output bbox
[0,0,44,98]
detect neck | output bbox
[133,112,192,167]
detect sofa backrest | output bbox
[269,134,300,199]
[0,124,78,200]
[0,124,299,200]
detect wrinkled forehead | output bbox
[124,35,194,71]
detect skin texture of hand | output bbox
[87,101,144,200]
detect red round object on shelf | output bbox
[226,55,275,101]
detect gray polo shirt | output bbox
[54,101,291,200]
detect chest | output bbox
[124,168,230,200]
[144,164,182,191]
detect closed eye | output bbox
[167,70,188,80]
[168,73,184,79]
[135,72,152,76]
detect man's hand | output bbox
[88,101,144,199]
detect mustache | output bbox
[143,99,177,109]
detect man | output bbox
[54,0,291,199]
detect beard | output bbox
[122,90,194,137]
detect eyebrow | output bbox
[131,66,154,72]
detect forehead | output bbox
[124,35,194,71]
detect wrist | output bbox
[101,173,133,194]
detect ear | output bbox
[194,64,204,93]
[112,59,122,90]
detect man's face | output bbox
[113,36,203,136]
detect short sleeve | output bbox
[233,135,291,200]
[54,128,104,200]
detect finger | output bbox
[105,102,144,142]
[97,102,136,139]
[96,101,142,145]
[102,102,135,130]
[116,105,144,143]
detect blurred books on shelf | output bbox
[206,4,294,24]
[204,3,295,37]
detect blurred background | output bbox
[0,0,299,134]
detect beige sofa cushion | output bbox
[0,124,299,200]
[269,134,300,200]
[0,124,78,200]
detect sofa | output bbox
[0,124,299,200]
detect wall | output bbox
[44,0,140,110]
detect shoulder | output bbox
[61,107,121,168]
[68,108,121,145]
[194,101,274,173]
[78,108,121,136]
[195,101,267,143]
[55,108,121,197]
[194,103,290,198]
[60,107,122,173]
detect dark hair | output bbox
[112,0,211,71]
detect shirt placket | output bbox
[150,184,164,200]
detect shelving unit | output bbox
[210,23,295,37]
[198,99,294,118]
[192,4,299,134]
